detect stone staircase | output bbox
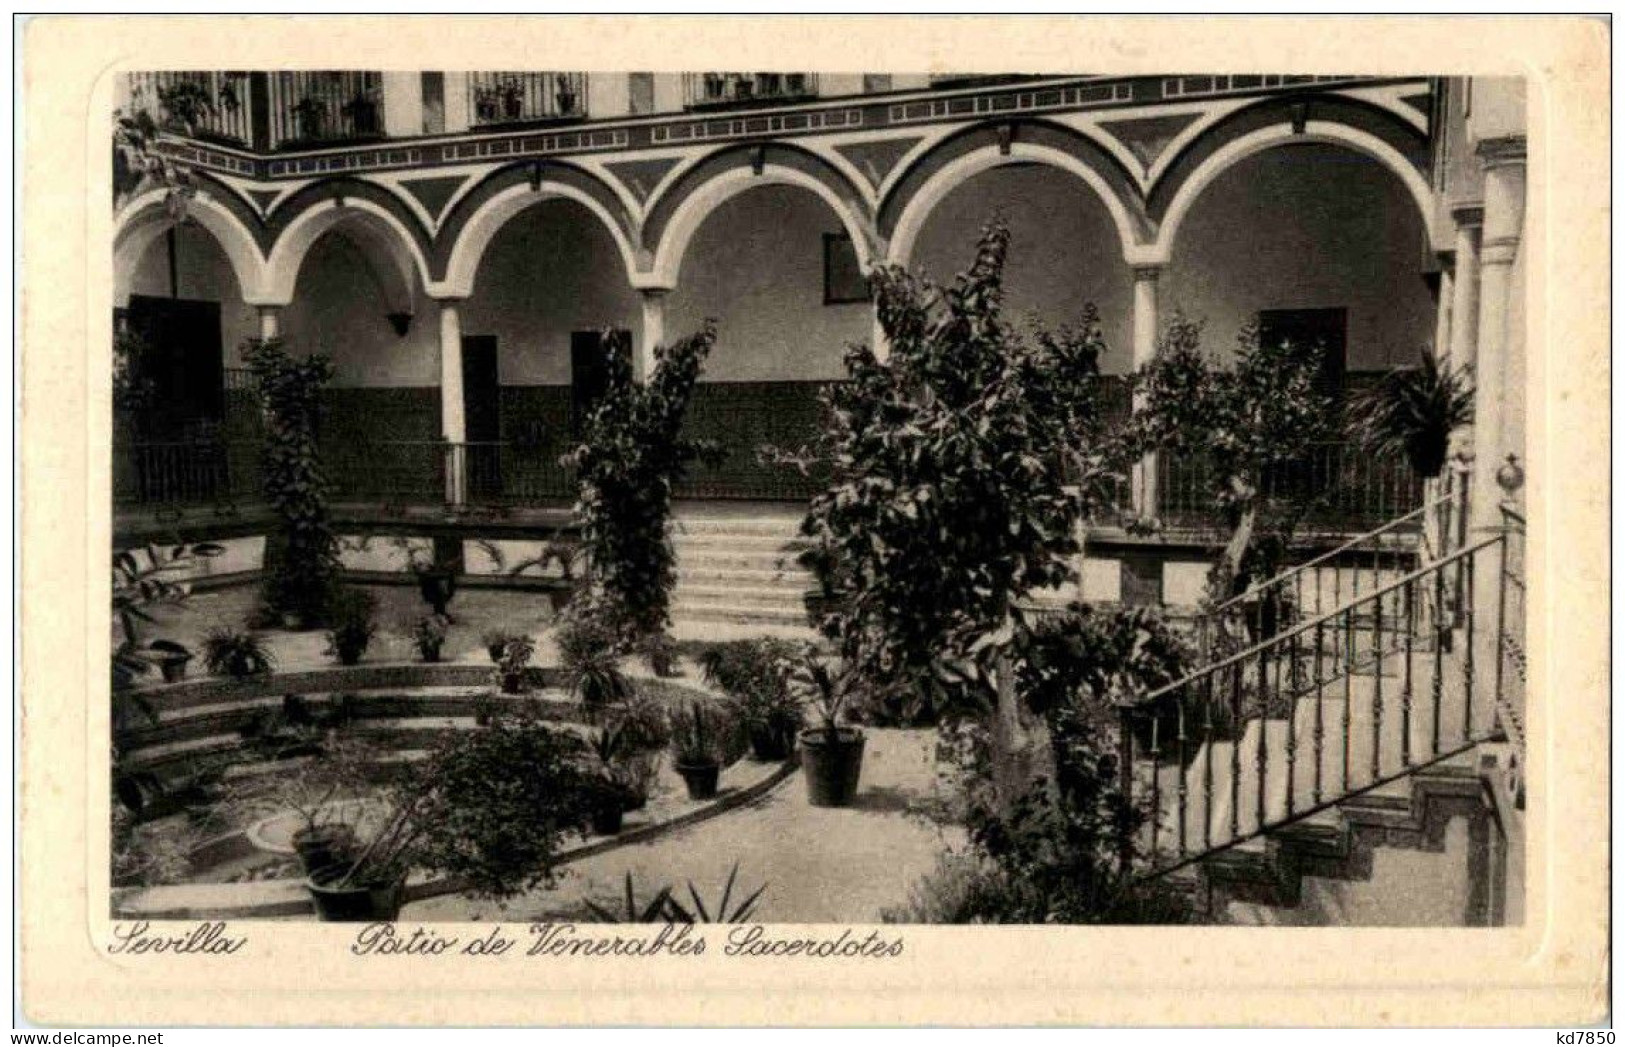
[1131,526,1522,925]
[669,503,817,641]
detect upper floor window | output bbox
[684,73,819,109]
[628,73,655,115]
[269,71,384,149]
[468,72,587,126]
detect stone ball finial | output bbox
[1496,453,1525,494]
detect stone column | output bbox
[1433,256,1455,365]
[1467,137,1525,739]
[256,305,281,342]
[1130,265,1162,521]
[1470,138,1526,533]
[1449,205,1484,456]
[638,289,668,383]
[436,298,467,506]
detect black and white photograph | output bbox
[17,12,1610,1030]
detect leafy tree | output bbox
[801,223,1116,709]
[796,222,1120,805]
[1122,316,1335,604]
[561,324,719,649]
[244,338,339,623]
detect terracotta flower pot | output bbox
[306,871,404,923]
[799,727,865,807]
[676,760,720,801]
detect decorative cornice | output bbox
[150,74,1430,185]
[1450,201,1485,228]
[1475,134,1527,170]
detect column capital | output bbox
[1131,264,1163,283]
[638,286,674,301]
[429,294,467,307]
[1475,134,1528,171]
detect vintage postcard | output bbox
[17,13,1610,1027]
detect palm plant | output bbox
[1347,352,1473,478]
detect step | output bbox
[671,584,807,609]
[672,515,809,538]
[673,531,807,552]
[676,566,812,590]
[670,596,810,627]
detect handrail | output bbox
[1209,468,1466,619]
[1133,532,1504,708]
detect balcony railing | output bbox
[683,73,819,110]
[468,72,587,126]
[268,71,385,149]
[1157,442,1423,535]
[114,437,260,511]
[126,72,253,146]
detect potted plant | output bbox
[202,627,275,679]
[601,695,670,811]
[408,550,459,618]
[556,610,631,709]
[407,614,450,663]
[1347,353,1474,480]
[554,78,578,115]
[669,701,725,801]
[787,648,865,808]
[699,638,802,762]
[493,636,535,695]
[340,91,380,135]
[641,632,680,679]
[290,95,326,141]
[146,639,194,683]
[324,588,378,666]
[480,629,523,663]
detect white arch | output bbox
[650,165,876,288]
[886,142,1144,269]
[1150,120,1443,264]
[262,196,432,306]
[435,180,640,300]
[113,189,268,304]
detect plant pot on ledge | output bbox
[305,869,405,923]
[675,759,720,801]
[291,825,357,880]
[798,727,865,808]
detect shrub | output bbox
[668,700,744,767]
[698,638,802,741]
[555,605,631,709]
[412,718,595,899]
[561,324,720,649]
[492,635,536,694]
[202,627,275,679]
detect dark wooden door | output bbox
[461,335,501,499]
[123,294,225,437]
[121,295,226,503]
[569,329,631,437]
[1258,307,1347,401]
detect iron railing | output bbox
[452,442,576,507]
[1157,441,1424,534]
[323,439,446,507]
[1194,461,1470,657]
[683,73,819,109]
[1119,518,1521,878]
[114,438,259,511]
[126,72,254,145]
[467,72,588,125]
[269,71,385,148]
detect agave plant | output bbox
[202,627,276,679]
[581,864,766,924]
[582,871,678,923]
[665,863,767,924]
[1346,353,1473,479]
